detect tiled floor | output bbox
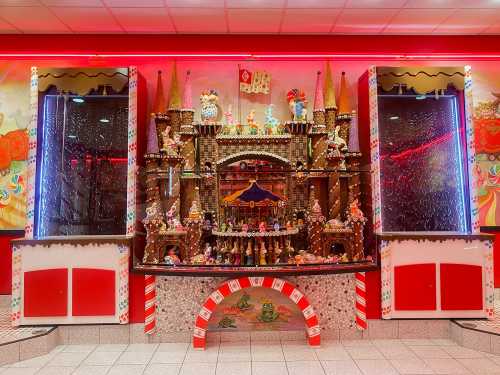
[2,338,500,374]
[0,308,53,345]
[454,301,500,335]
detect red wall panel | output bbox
[0,233,23,295]
[72,268,115,316]
[394,264,436,311]
[440,263,483,310]
[129,271,145,323]
[366,270,382,319]
[24,268,68,317]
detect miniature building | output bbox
[141,66,367,268]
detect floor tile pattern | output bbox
[2,337,500,374]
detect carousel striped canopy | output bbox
[222,180,284,207]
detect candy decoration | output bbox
[193,277,320,350]
[9,174,24,195]
[355,272,367,330]
[144,274,156,334]
[0,189,10,208]
[183,70,193,109]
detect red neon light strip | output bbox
[0,53,499,59]
[383,132,453,161]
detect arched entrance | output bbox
[193,276,321,350]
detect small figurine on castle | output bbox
[259,241,267,265]
[277,122,286,135]
[188,199,202,220]
[166,203,176,230]
[273,222,280,231]
[312,199,322,215]
[245,241,254,266]
[247,109,259,135]
[204,242,213,261]
[161,126,181,156]
[227,221,233,232]
[220,222,227,232]
[236,122,244,135]
[223,104,235,135]
[259,221,266,233]
[349,199,365,221]
[242,223,249,233]
[164,247,181,265]
[286,221,293,231]
[200,89,219,123]
[328,125,348,153]
[191,252,206,265]
[264,104,279,135]
[287,89,308,121]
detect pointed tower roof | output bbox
[168,62,182,110]
[313,71,324,112]
[146,115,159,153]
[182,70,193,110]
[337,71,351,116]
[324,62,337,110]
[152,70,166,114]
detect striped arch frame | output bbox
[193,277,321,350]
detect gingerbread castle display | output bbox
[141,62,367,267]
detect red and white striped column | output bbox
[144,274,157,334]
[355,272,367,330]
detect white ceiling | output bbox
[0,0,499,34]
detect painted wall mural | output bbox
[0,64,29,230]
[0,59,499,230]
[208,287,304,332]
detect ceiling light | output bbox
[99,118,110,123]
[72,98,84,103]
[68,135,76,139]
[416,95,426,100]
[389,116,399,120]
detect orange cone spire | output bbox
[168,62,182,110]
[324,61,337,110]
[152,70,166,114]
[337,71,351,116]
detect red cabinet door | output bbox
[72,268,115,316]
[24,269,68,317]
[441,263,483,310]
[394,264,436,311]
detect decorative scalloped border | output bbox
[24,67,38,238]
[118,244,130,324]
[11,245,22,327]
[380,240,392,319]
[192,276,321,350]
[126,66,138,235]
[464,66,480,233]
[367,66,382,232]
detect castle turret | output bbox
[307,186,325,256]
[179,70,197,172]
[324,62,337,132]
[185,187,203,261]
[167,62,182,132]
[336,71,352,146]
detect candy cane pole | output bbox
[144,275,156,334]
[355,272,367,330]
